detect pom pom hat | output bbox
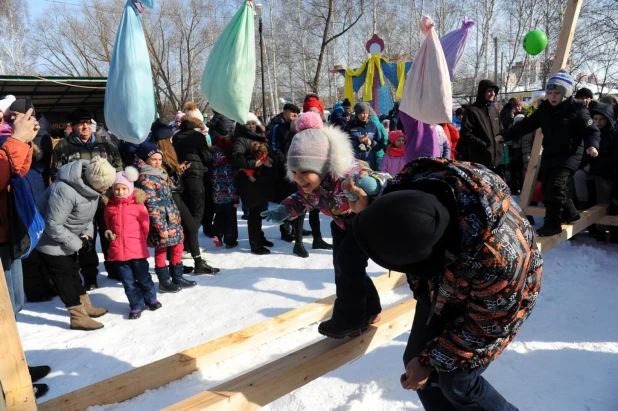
[246,111,261,125]
[85,157,117,191]
[184,102,203,121]
[546,68,574,98]
[286,112,355,181]
[113,166,139,198]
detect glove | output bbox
[345,173,381,201]
[104,230,117,241]
[80,236,93,252]
[260,205,290,225]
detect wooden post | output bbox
[518,129,543,211]
[0,265,36,411]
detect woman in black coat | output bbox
[231,118,279,255]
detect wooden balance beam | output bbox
[38,271,407,411]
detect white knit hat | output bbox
[183,102,203,121]
[85,157,117,190]
[246,112,261,125]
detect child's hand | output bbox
[583,164,591,173]
[255,159,263,168]
[104,230,117,241]
[160,231,169,240]
[586,147,598,157]
[344,176,370,214]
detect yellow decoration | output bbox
[343,54,391,103]
[396,62,407,99]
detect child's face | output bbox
[146,153,163,169]
[593,114,608,130]
[292,169,322,193]
[246,121,257,133]
[113,184,129,197]
[546,90,564,106]
[393,136,405,148]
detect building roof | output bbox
[0,75,107,114]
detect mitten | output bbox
[345,173,381,201]
[260,205,290,225]
[104,230,117,241]
[80,236,93,252]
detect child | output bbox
[499,69,600,236]
[135,143,197,291]
[262,112,390,339]
[103,167,160,319]
[380,130,407,176]
[211,134,239,248]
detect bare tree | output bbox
[0,0,38,74]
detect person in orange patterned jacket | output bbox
[347,157,543,411]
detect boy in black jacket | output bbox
[498,69,600,236]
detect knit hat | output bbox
[342,98,352,108]
[353,190,450,272]
[184,102,203,120]
[302,95,325,115]
[283,103,301,114]
[9,98,36,116]
[354,102,370,116]
[0,95,16,116]
[113,166,139,198]
[85,157,117,191]
[246,111,261,125]
[150,118,174,141]
[575,87,593,100]
[546,69,574,98]
[174,111,185,123]
[136,142,163,161]
[388,130,405,144]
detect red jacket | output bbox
[442,122,460,160]
[103,189,150,262]
[0,138,33,244]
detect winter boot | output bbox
[182,265,194,274]
[154,266,181,293]
[280,221,294,242]
[171,264,197,288]
[68,304,104,331]
[148,300,162,311]
[28,365,50,382]
[293,242,309,258]
[280,231,294,243]
[83,279,97,291]
[312,237,333,250]
[537,206,563,237]
[193,257,220,275]
[318,319,368,339]
[367,313,381,325]
[250,240,271,255]
[262,237,274,247]
[129,308,144,320]
[79,294,108,318]
[212,236,223,247]
[302,229,312,236]
[33,384,49,399]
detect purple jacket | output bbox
[380,153,407,177]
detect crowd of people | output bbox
[0,70,616,407]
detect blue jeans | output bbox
[115,259,156,311]
[0,245,24,315]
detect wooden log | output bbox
[39,271,407,411]
[162,299,417,411]
[536,205,607,253]
[551,0,584,74]
[518,129,543,210]
[0,266,37,411]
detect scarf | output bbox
[139,164,168,180]
[385,145,405,157]
[73,132,96,151]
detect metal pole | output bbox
[259,17,266,122]
[501,52,504,93]
[494,37,498,85]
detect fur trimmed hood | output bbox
[286,123,355,181]
[101,188,146,206]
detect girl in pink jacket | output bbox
[104,167,161,319]
[380,130,407,177]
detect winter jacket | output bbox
[24,146,46,203]
[267,113,293,156]
[172,122,212,180]
[369,114,389,170]
[212,150,238,205]
[459,80,503,167]
[33,115,53,186]
[280,125,390,230]
[435,125,451,159]
[136,163,184,248]
[0,138,33,244]
[345,117,383,170]
[582,103,618,180]
[400,111,439,161]
[230,123,279,209]
[385,157,543,372]
[501,97,600,171]
[442,122,460,160]
[380,153,407,177]
[35,160,100,256]
[103,189,150,262]
[329,103,348,129]
[207,112,236,138]
[50,132,123,181]
[451,114,462,130]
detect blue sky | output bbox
[28,0,83,21]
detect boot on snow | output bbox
[155,266,181,293]
[79,294,107,318]
[68,304,104,331]
[171,264,197,288]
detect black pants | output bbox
[78,203,115,284]
[541,166,578,227]
[508,147,523,192]
[202,174,215,235]
[288,209,324,242]
[247,202,267,248]
[330,221,381,327]
[182,177,205,228]
[173,193,201,258]
[213,203,239,245]
[40,252,85,308]
[403,302,518,411]
[22,249,57,302]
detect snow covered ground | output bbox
[17,212,618,411]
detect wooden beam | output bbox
[39,272,407,411]
[536,205,607,253]
[524,205,617,226]
[519,129,543,210]
[0,266,37,411]
[162,299,417,411]
[551,0,584,74]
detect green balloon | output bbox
[523,30,548,56]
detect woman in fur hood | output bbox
[262,112,391,339]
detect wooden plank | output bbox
[39,271,407,411]
[162,299,417,411]
[0,266,37,411]
[519,129,543,210]
[525,205,618,226]
[551,0,584,74]
[536,205,607,253]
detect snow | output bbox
[17,212,618,411]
